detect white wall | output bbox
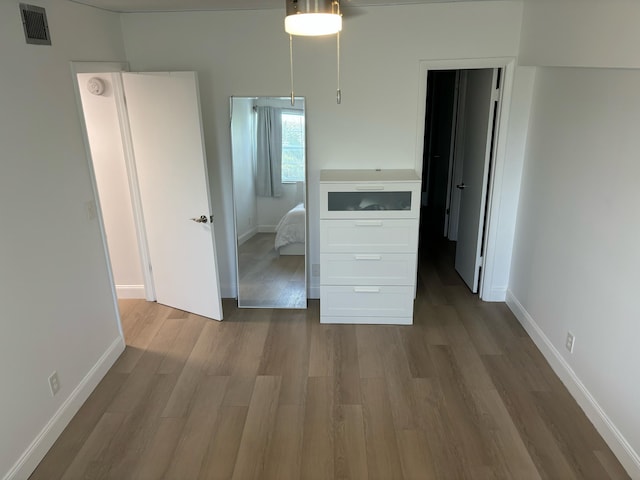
[508,67,640,477]
[120,1,524,296]
[509,2,640,475]
[519,0,640,68]
[77,72,145,298]
[230,97,257,243]
[256,184,302,231]
[0,2,126,478]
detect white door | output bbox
[454,68,499,293]
[122,72,223,320]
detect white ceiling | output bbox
[69,0,481,14]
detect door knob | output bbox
[456,183,467,190]
[191,215,209,223]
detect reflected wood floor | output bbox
[30,240,629,479]
[237,232,306,308]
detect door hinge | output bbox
[491,87,501,102]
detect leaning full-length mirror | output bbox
[230,96,307,308]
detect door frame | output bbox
[446,70,465,241]
[70,62,156,306]
[443,69,460,238]
[414,57,516,301]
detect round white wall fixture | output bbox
[87,77,105,96]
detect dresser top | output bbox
[320,169,420,183]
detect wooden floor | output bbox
[30,240,629,479]
[237,232,306,308]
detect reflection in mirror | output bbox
[230,96,307,308]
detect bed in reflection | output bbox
[275,203,305,255]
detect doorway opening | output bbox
[75,71,150,302]
[419,67,503,298]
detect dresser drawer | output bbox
[320,285,414,318]
[320,253,416,286]
[320,182,420,219]
[320,219,418,253]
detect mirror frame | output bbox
[229,96,308,309]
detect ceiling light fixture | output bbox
[285,0,342,105]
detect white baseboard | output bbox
[506,290,640,479]
[320,315,412,325]
[115,284,145,299]
[258,225,276,233]
[237,227,258,246]
[3,336,126,480]
[309,285,320,300]
[481,285,507,302]
[220,284,236,300]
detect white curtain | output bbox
[255,106,283,197]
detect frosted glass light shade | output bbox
[285,13,342,36]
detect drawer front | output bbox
[321,253,416,286]
[320,285,414,318]
[320,219,418,253]
[320,182,420,219]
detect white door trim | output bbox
[443,70,460,237]
[447,70,467,242]
[111,73,156,302]
[414,57,517,301]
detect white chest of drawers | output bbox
[319,169,421,324]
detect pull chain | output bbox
[289,34,295,106]
[336,31,341,104]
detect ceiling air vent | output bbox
[20,3,51,46]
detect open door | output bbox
[454,68,499,293]
[122,72,223,320]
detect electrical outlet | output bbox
[48,371,60,396]
[565,332,575,353]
